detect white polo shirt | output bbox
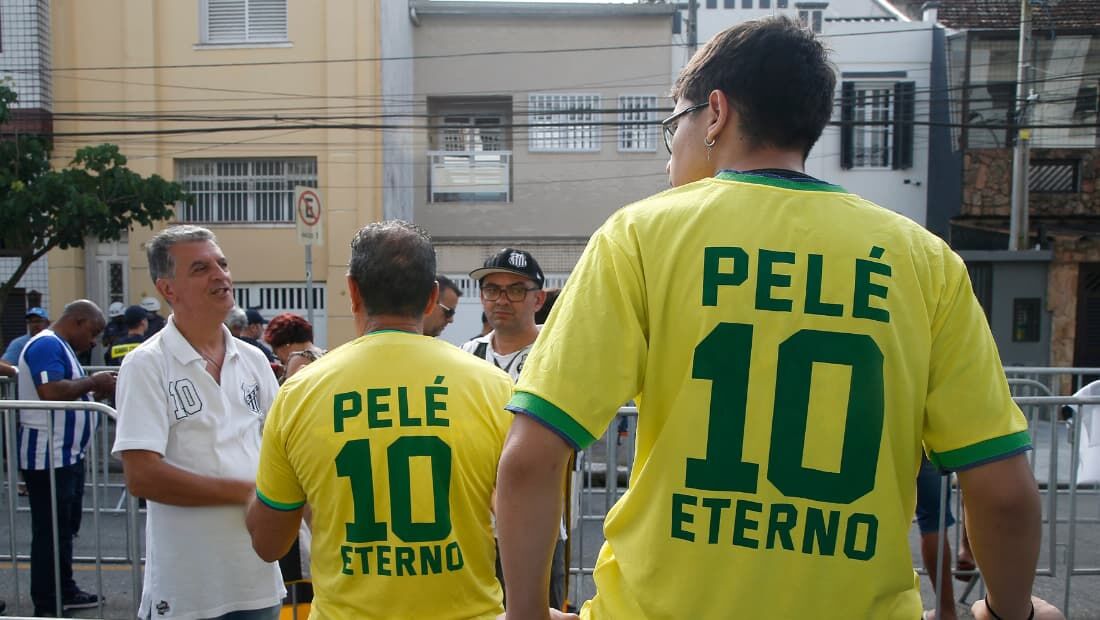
[112,316,285,619]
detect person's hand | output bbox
[971,596,1064,620]
[496,609,580,620]
[91,371,117,397]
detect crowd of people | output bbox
[2,16,1068,620]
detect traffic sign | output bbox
[295,186,324,246]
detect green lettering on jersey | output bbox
[802,507,839,556]
[732,499,762,549]
[333,391,362,433]
[701,497,731,544]
[367,388,393,428]
[388,436,452,542]
[853,248,891,323]
[766,503,798,551]
[702,246,748,306]
[755,249,795,312]
[376,544,392,576]
[397,386,421,426]
[340,545,355,575]
[671,493,697,542]
[804,254,844,317]
[395,546,417,576]
[426,378,450,427]
[421,544,442,575]
[844,513,878,561]
[445,541,464,571]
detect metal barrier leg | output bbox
[4,408,21,615]
[933,474,947,620]
[127,491,142,613]
[89,416,105,615]
[46,410,63,616]
[1063,407,1084,616]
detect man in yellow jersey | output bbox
[496,17,1062,620]
[246,221,576,619]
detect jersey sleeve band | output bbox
[256,488,306,512]
[928,430,1032,472]
[506,391,597,450]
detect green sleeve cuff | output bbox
[928,430,1032,472]
[506,391,598,450]
[256,488,306,512]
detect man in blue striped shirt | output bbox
[18,300,116,615]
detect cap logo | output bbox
[508,252,527,269]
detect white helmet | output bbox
[141,296,161,312]
[108,301,125,318]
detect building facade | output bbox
[937,0,1099,368]
[408,1,677,342]
[45,0,400,349]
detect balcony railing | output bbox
[428,150,511,203]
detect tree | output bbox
[0,84,187,316]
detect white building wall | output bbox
[679,1,932,225]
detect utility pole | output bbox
[1008,0,1032,251]
[688,0,698,56]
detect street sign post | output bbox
[294,186,323,326]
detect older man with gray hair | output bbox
[113,225,284,619]
[224,306,248,337]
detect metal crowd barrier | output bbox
[0,396,141,617]
[569,381,1100,617]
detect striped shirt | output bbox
[17,329,97,470]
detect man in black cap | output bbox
[461,248,567,610]
[241,308,277,363]
[105,305,148,366]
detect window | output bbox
[439,116,505,153]
[742,0,753,8]
[201,0,287,44]
[799,9,823,32]
[777,0,788,7]
[840,81,915,170]
[725,0,736,8]
[760,0,772,8]
[618,95,658,152]
[1029,160,1080,193]
[176,158,317,223]
[706,0,717,8]
[529,94,601,152]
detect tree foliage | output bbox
[0,84,187,314]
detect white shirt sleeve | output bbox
[112,349,171,456]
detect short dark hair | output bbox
[264,313,314,349]
[436,274,462,298]
[348,221,436,318]
[672,17,835,157]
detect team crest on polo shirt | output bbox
[241,382,261,415]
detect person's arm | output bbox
[245,493,304,562]
[959,454,1063,620]
[497,415,574,620]
[36,371,115,402]
[0,360,16,378]
[119,449,255,507]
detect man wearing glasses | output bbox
[461,248,569,610]
[423,274,463,338]
[462,248,547,381]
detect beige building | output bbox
[42,0,405,349]
[408,1,677,341]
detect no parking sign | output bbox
[295,186,324,246]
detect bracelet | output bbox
[984,597,1035,620]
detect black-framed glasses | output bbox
[438,303,455,319]
[481,283,539,302]
[662,102,709,154]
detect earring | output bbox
[704,136,716,161]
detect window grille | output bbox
[618,96,658,152]
[528,94,601,153]
[176,158,317,223]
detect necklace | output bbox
[200,353,223,371]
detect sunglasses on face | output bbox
[438,303,455,319]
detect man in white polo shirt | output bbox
[113,225,284,620]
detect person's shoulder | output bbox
[460,334,490,353]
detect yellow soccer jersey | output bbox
[256,330,514,620]
[509,171,1030,620]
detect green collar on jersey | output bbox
[715,169,848,194]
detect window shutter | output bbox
[840,81,855,170]
[206,0,246,43]
[247,0,288,41]
[892,81,915,170]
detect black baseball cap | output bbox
[123,305,148,328]
[469,248,545,289]
[246,309,268,325]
